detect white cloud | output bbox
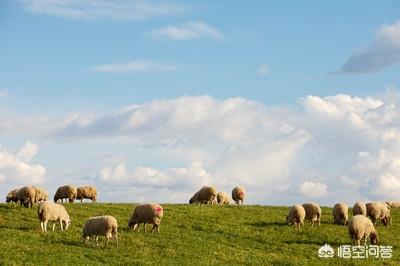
[299,181,328,197]
[150,21,224,40]
[339,21,400,74]
[0,89,9,98]
[93,60,177,73]
[20,0,183,21]
[256,64,269,75]
[0,142,46,185]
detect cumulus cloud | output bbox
[299,181,328,197]
[20,0,183,21]
[150,21,224,40]
[256,64,269,75]
[339,21,400,74]
[93,60,177,73]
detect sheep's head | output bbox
[370,231,379,244]
[64,219,71,230]
[381,216,390,226]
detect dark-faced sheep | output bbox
[189,186,217,204]
[6,188,19,203]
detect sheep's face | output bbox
[189,199,194,204]
[64,220,71,230]
[381,216,390,226]
[370,231,379,244]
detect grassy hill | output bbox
[0,203,399,265]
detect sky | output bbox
[1,0,400,205]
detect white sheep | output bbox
[366,202,391,226]
[231,186,246,205]
[128,203,164,233]
[302,203,321,226]
[386,201,400,208]
[37,202,71,232]
[216,192,230,205]
[189,186,217,204]
[332,203,349,225]
[82,215,118,247]
[77,186,97,203]
[33,186,48,203]
[352,202,367,216]
[54,185,77,203]
[286,204,306,230]
[348,215,379,246]
[16,186,36,208]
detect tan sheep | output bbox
[352,202,367,216]
[77,186,97,203]
[54,185,77,203]
[286,204,306,230]
[82,215,118,247]
[189,186,217,204]
[366,202,391,226]
[302,203,321,226]
[6,188,19,203]
[386,201,400,208]
[128,203,164,233]
[33,186,48,203]
[216,192,230,205]
[348,215,379,246]
[231,186,246,205]
[16,186,36,208]
[332,203,349,225]
[37,202,70,232]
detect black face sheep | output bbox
[217,192,230,205]
[82,215,118,247]
[348,215,379,246]
[76,186,97,203]
[352,202,367,216]
[332,203,349,225]
[37,202,71,232]
[189,186,217,204]
[16,186,36,208]
[286,204,306,230]
[302,203,321,226]
[33,186,48,203]
[6,188,19,203]
[231,186,246,205]
[54,185,77,203]
[128,203,164,233]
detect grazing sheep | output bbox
[286,204,306,230]
[302,203,321,226]
[366,202,391,226]
[37,202,70,232]
[216,192,230,205]
[6,189,19,203]
[352,202,367,216]
[16,186,36,208]
[231,186,246,205]
[189,186,217,204]
[348,215,379,246]
[128,204,164,233]
[332,203,349,225]
[386,201,400,208]
[77,186,97,203]
[54,185,77,203]
[82,215,118,247]
[33,186,48,203]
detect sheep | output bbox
[16,186,36,208]
[189,186,217,204]
[231,186,246,205]
[348,215,379,246]
[54,185,77,203]
[332,203,349,225]
[128,203,163,233]
[286,204,306,230]
[33,186,48,203]
[216,192,230,205]
[366,202,391,226]
[302,203,321,226]
[386,201,400,208]
[37,201,70,232]
[352,202,367,216]
[76,186,97,203]
[82,215,118,247]
[6,188,19,203]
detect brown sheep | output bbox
[128,204,164,233]
[16,186,36,208]
[189,186,217,204]
[6,188,19,203]
[77,186,97,203]
[231,186,246,205]
[54,185,77,203]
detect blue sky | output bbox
[1,1,400,205]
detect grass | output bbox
[0,203,399,265]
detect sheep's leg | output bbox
[115,234,118,247]
[40,222,44,232]
[144,223,147,233]
[106,237,109,247]
[60,220,64,231]
[96,236,99,247]
[52,223,56,231]
[133,223,139,232]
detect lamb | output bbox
[77,186,97,203]
[348,215,379,246]
[6,188,19,203]
[37,202,70,232]
[33,186,48,203]
[332,203,349,225]
[128,203,164,233]
[82,215,118,247]
[189,186,218,204]
[286,204,306,230]
[366,202,391,226]
[352,202,367,216]
[231,186,246,205]
[16,186,36,208]
[54,185,77,203]
[302,203,321,226]
[216,192,230,205]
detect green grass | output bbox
[0,203,399,265]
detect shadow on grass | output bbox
[283,239,343,246]
[246,221,287,227]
